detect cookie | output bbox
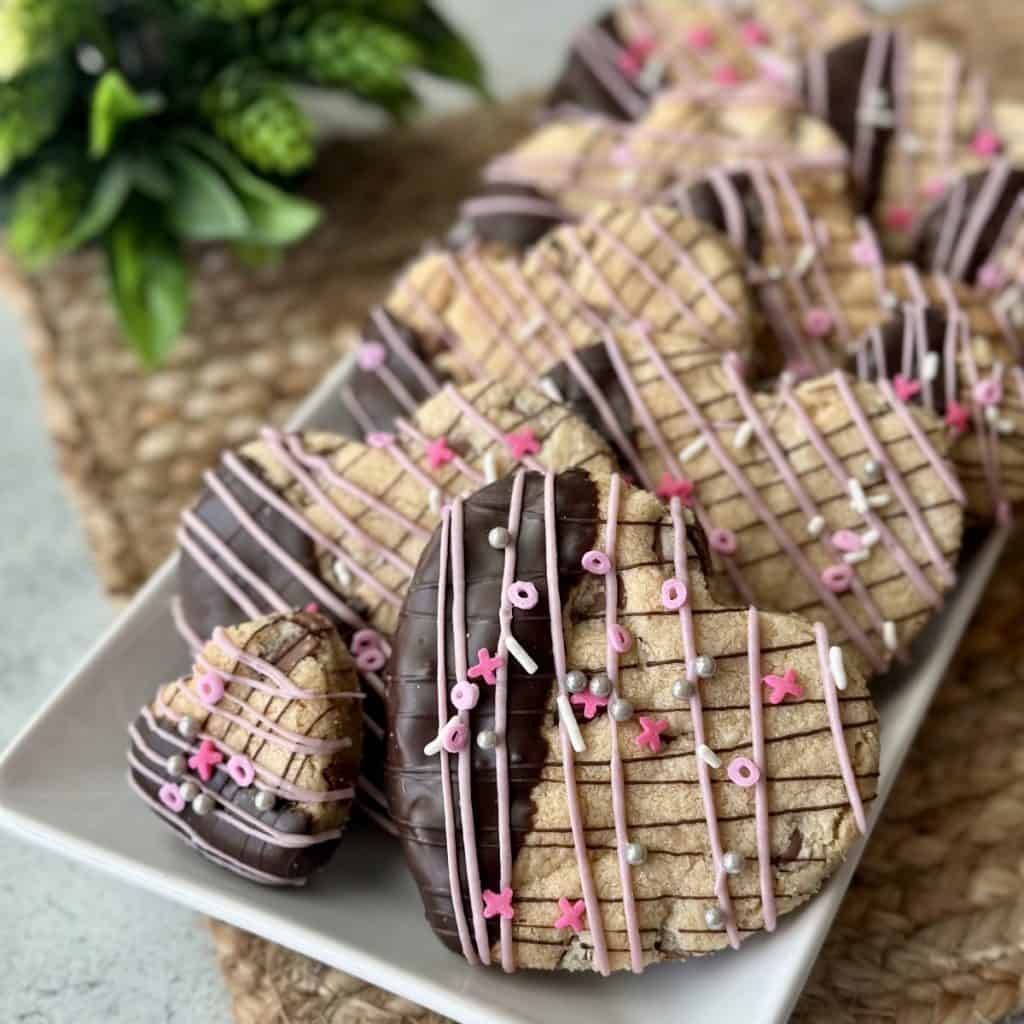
[484,89,847,218]
[849,303,1024,522]
[548,0,871,121]
[386,467,880,971]
[541,333,965,671]
[127,609,362,885]
[174,381,616,826]
[386,201,756,386]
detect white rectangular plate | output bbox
[0,354,1009,1024]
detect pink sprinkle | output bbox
[892,374,922,401]
[802,307,834,338]
[884,205,914,232]
[450,681,480,711]
[303,602,320,614]
[357,341,386,371]
[571,690,609,719]
[617,51,641,78]
[945,399,970,434]
[821,563,854,593]
[196,671,224,707]
[467,647,504,686]
[661,577,689,610]
[971,129,1002,158]
[188,739,224,782]
[740,19,770,46]
[922,177,949,200]
[636,716,669,753]
[554,897,586,933]
[426,435,455,470]
[356,647,387,673]
[581,549,611,575]
[441,718,468,754]
[974,375,1003,407]
[351,629,382,655]
[978,262,1008,291]
[850,238,880,266]
[482,887,515,920]
[708,527,738,555]
[714,63,740,86]
[727,756,760,787]
[687,24,716,50]
[367,431,394,449]
[505,427,541,460]
[507,580,538,609]
[761,668,804,705]
[656,473,695,504]
[226,754,255,788]
[159,782,185,812]
[831,529,862,553]
[608,623,633,654]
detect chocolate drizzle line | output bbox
[454,184,574,252]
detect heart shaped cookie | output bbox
[127,609,362,885]
[386,202,756,386]
[540,330,965,671]
[386,468,879,971]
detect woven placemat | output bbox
[8,2,1024,1021]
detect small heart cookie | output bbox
[387,468,879,971]
[127,609,362,885]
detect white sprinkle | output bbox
[779,370,797,391]
[922,351,940,381]
[807,515,825,537]
[638,56,667,93]
[828,646,848,691]
[733,421,754,449]
[995,288,1021,317]
[883,620,898,652]
[697,744,721,769]
[867,86,890,108]
[868,492,891,508]
[998,417,1016,435]
[506,634,538,674]
[539,377,564,404]
[843,549,869,564]
[557,694,586,753]
[861,529,880,548]
[793,243,817,277]
[483,451,498,483]
[678,436,708,462]
[848,477,868,515]
[764,265,785,283]
[333,558,352,588]
[429,488,442,516]
[619,169,638,190]
[985,404,1000,425]
[517,314,545,341]
[900,132,923,155]
[423,732,444,756]
[881,291,900,310]
[857,105,895,128]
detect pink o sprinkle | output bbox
[581,550,611,575]
[159,782,185,813]
[922,177,949,200]
[356,647,387,673]
[802,307,834,338]
[687,24,716,50]
[357,341,386,371]
[831,529,862,553]
[661,577,689,610]
[507,580,539,609]
[884,205,914,232]
[974,376,1003,406]
[367,431,394,449]
[227,754,255,788]
[450,681,480,711]
[608,623,633,654]
[850,238,880,266]
[351,628,382,654]
[971,129,1002,158]
[978,263,1008,291]
[822,563,854,593]
[740,19,770,46]
[714,63,740,86]
[708,527,738,556]
[196,671,224,707]
[727,756,760,788]
[441,719,468,754]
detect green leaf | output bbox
[90,70,165,159]
[68,157,134,245]
[412,9,489,96]
[125,154,173,201]
[105,209,189,368]
[166,148,250,241]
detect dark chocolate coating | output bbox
[913,167,1024,284]
[801,31,895,214]
[679,171,765,262]
[451,183,570,252]
[545,11,646,121]
[129,613,356,884]
[386,469,598,953]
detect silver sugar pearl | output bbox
[177,716,199,739]
[178,781,200,802]
[695,655,716,679]
[722,850,746,875]
[476,729,498,750]
[589,673,612,698]
[863,459,881,483]
[565,670,588,694]
[672,678,694,701]
[704,906,725,929]
[609,698,634,722]
[165,754,187,778]
[625,842,647,866]
[254,789,277,812]
[192,793,215,816]
[488,526,510,549]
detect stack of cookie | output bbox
[126,0,1023,977]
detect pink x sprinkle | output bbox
[714,63,740,86]
[974,375,1003,407]
[554,897,586,933]
[971,129,1002,157]
[884,205,914,232]
[892,374,922,402]
[687,24,716,50]
[655,473,694,504]
[482,887,515,920]
[945,399,970,434]
[922,177,948,200]
[303,602,320,614]
[188,739,223,782]
[426,435,455,470]
[467,648,505,687]
[636,716,669,753]
[571,691,609,720]
[617,36,654,78]
[505,428,540,460]
[762,668,804,705]
[740,19,770,46]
